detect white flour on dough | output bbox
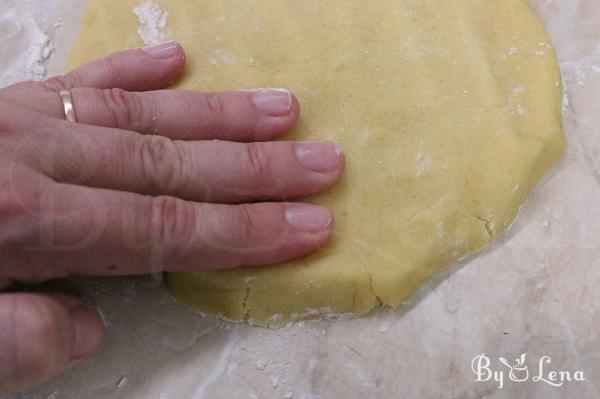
[133,0,169,46]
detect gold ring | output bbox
[59,90,77,123]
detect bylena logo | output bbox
[471,353,585,389]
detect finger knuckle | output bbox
[244,143,273,182]
[100,88,146,131]
[138,136,183,193]
[222,204,258,244]
[42,75,79,91]
[203,93,227,122]
[147,196,197,255]
[237,205,258,241]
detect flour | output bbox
[0,10,54,87]
[378,320,391,333]
[560,49,600,86]
[133,0,169,46]
[558,49,600,118]
[0,0,170,89]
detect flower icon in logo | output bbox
[499,354,529,382]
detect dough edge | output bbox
[68,0,566,328]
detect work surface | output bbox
[1,1,599,398]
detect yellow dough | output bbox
[69,0,565,327]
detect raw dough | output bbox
[69,0,565,327]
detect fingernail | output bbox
[70,305,102,361]
[251,89,292,117]
[296,141,343,173]
[143,41,179,59]
[285,205,332,233]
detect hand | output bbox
[0,42,344,391]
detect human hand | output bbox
[0,42,344,391]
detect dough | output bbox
[69,0,565,327]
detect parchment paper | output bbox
[1,0,599,398]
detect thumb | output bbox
[0,293,104,392]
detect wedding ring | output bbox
[59,90,77,123]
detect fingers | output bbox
[65,42,185,91]
[75,87,300,141]
[37,124,344,203]
[38,87,300,141]
[0,293,103,392]
[6,183,335,277]
[3,42,185,95]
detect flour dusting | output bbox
[0,11,54,86]
[560,49,600,87]
[558,49,600,118]
[133,0,169,46]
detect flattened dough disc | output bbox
[69,0,565,327]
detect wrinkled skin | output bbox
[0,42,345,391]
